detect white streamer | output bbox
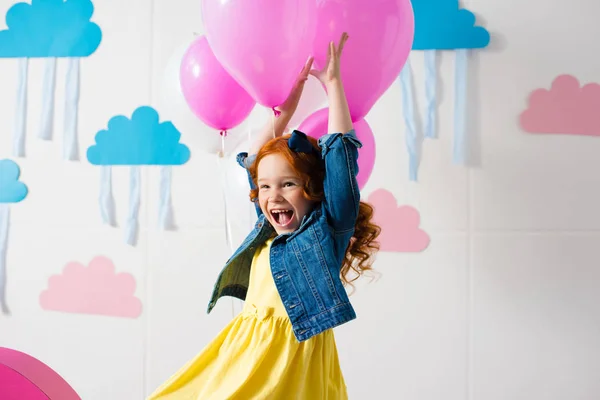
[13,58,28,157]
[64,57,80,161]
[125,166,141,246]
[39,57,57,140]
[158,166,175,230]
[453,49,468,164]
[99,166,116,226]
[424,50,437,139]
[399,61,419,181]
[0,204,10,315]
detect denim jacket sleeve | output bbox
[317,129,363,233]
[236,152,263,218]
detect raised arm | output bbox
[310,33,352,134]
[237,57,315,217]
[249,57,315,155]
[311,33,362,233]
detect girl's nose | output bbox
[269,190,283,202]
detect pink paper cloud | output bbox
[39,256,142,319]
[368,189,430,253]
[520,74,600,136]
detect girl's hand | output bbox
[310,32,349,87]
[276,56,314,116]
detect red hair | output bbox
[247,133,381,287]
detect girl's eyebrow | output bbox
[258,176,300,182]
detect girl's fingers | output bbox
[302,57,314,76]
[337,32,348,55]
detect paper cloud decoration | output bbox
[0,347,81,400]
[0,0,101,58]
[400,0,490,181]
[520,74,600,136]
[368,189,430,252]
[0,0,103,161]
[87,106,190,166]
[411,0,490,50]
[0,159,27,203]
[87,106,190,245]
[39,256,142,319]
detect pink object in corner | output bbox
[520,74,600,136]
[0,347,81,400]
[39,255,142,319]
[368,189,430,253]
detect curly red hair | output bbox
[247,133,381,288]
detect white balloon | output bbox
[222,135,260,246]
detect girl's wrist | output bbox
[325,78,344,92]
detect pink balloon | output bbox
[180,35,255,132]
[200,0,318,109]
[298,108,375,190]
[313,0,414,121]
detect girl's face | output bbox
[257,154,314,234]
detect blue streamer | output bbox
[0,204,9,315]
[38,58,56,140]
[424,50,437,139]
[399,61,419,181]
[13,58,28,157]
[64,57,80,161]
[99,166,116,226]
[453,49,468,164]
[125,166,141,246]
[158,166,175,230]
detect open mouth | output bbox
[270,209,294,227]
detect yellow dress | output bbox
[147,238,348,400]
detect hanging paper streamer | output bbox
[87,106,190,245]
[13,58,28,157]
[99,166,116,226]
[158,166,175,230]
[126,166,141,246]
[424,50,437,139]
[39,57,57,140]
[453,49,468,163]
[0,159,28,315]
[399,62,419,181]
[63,57,80,161]
[402,0,490,173]
[0,0,102,158]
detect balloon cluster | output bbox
[177,0,415,186]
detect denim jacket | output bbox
[207,129,363,342]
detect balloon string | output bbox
[219,130,227,157]
[271,112,276,139]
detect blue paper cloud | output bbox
[411,0,490,50]
[87,106,191,166]
[0,159,28,203]
[0,0,102,58]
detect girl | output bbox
[148,32,381,400]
